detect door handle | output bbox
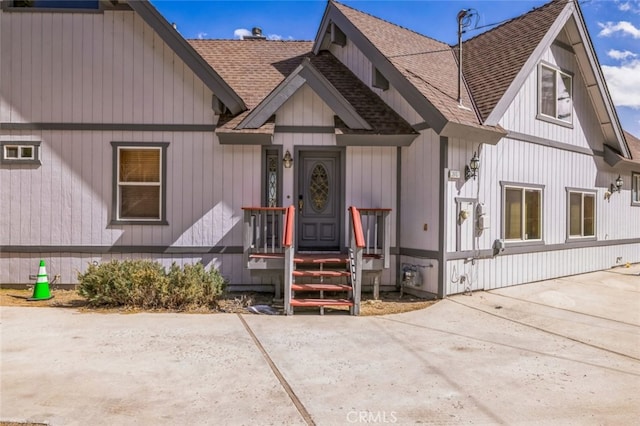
[298,195,304,213]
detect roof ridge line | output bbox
[187,38,313,42]
[333,0,450,48]
[462,0,565,45]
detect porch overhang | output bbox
[217,132,273,145]
[335,133,418,147]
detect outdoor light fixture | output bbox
[283,150,293,168]
[611,174,623,193]
[465,151,479,180]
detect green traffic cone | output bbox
[28,260,54,301]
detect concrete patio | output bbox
[1,265,639,425]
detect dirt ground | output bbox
[0,288,436,316]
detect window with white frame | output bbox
[1,142,40,164]
[539,63,572,124]
[632,173,640,206]
[503,184,543,241]
[568,190,595,238]
[111,142,168,224]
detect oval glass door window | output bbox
[309,163,329,212]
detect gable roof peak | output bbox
[462,0,569,46]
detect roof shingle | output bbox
[462,0,569,122]
[190,39,415,135]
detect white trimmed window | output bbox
[1,142,40,164]
[539,63,572,124]
[568,190,595,238]
[503,184,543,241]
[111,142,168,224]
[632,173,640,206]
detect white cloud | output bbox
[617,1,640,14]
[607,49,638,60]
[233,28,252,39]
[598,21,640,38]
[267,34,294,41]
[196,32,208,40]
[602,60,640,108]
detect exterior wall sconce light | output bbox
[283,150,293,168]
[465,151,479,180]
[611,174,623,193]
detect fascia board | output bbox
[314,3,448,133]
[127,0,246,115]
[298,64,371,130]
[484,1,573,126]
[569,5,630,158]
[238,72,307,129]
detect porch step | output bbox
[290,298,354,307]
[293,270,350,278]
[294,254,348,264]
[291,283,352,292]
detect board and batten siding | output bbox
[499,41,605,151]
[0,8,266,286]
[0,9,214,124]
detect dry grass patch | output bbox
[0,289,437,316]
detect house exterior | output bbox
[1,0,638,305]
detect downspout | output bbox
[438,136,448,299]
[396,146,402,288]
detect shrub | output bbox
[77,260,225,310]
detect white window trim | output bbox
[632,172,640,207]
[566,188,597,241]
[111,142,169,225]
[501,182,545,245]
[537,62,573,128]
[0,141,41,165]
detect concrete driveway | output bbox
[2,265,639,425]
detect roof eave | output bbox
[440,122,506,145]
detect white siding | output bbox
[499,43,605,151]
[445,243,640,295]
[400,129,441,251]
[0,10,212,124]
[447,137,640,251]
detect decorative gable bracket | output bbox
[237,58,372,131]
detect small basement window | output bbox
[1,142,41,164]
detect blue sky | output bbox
[150,0,640,137]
